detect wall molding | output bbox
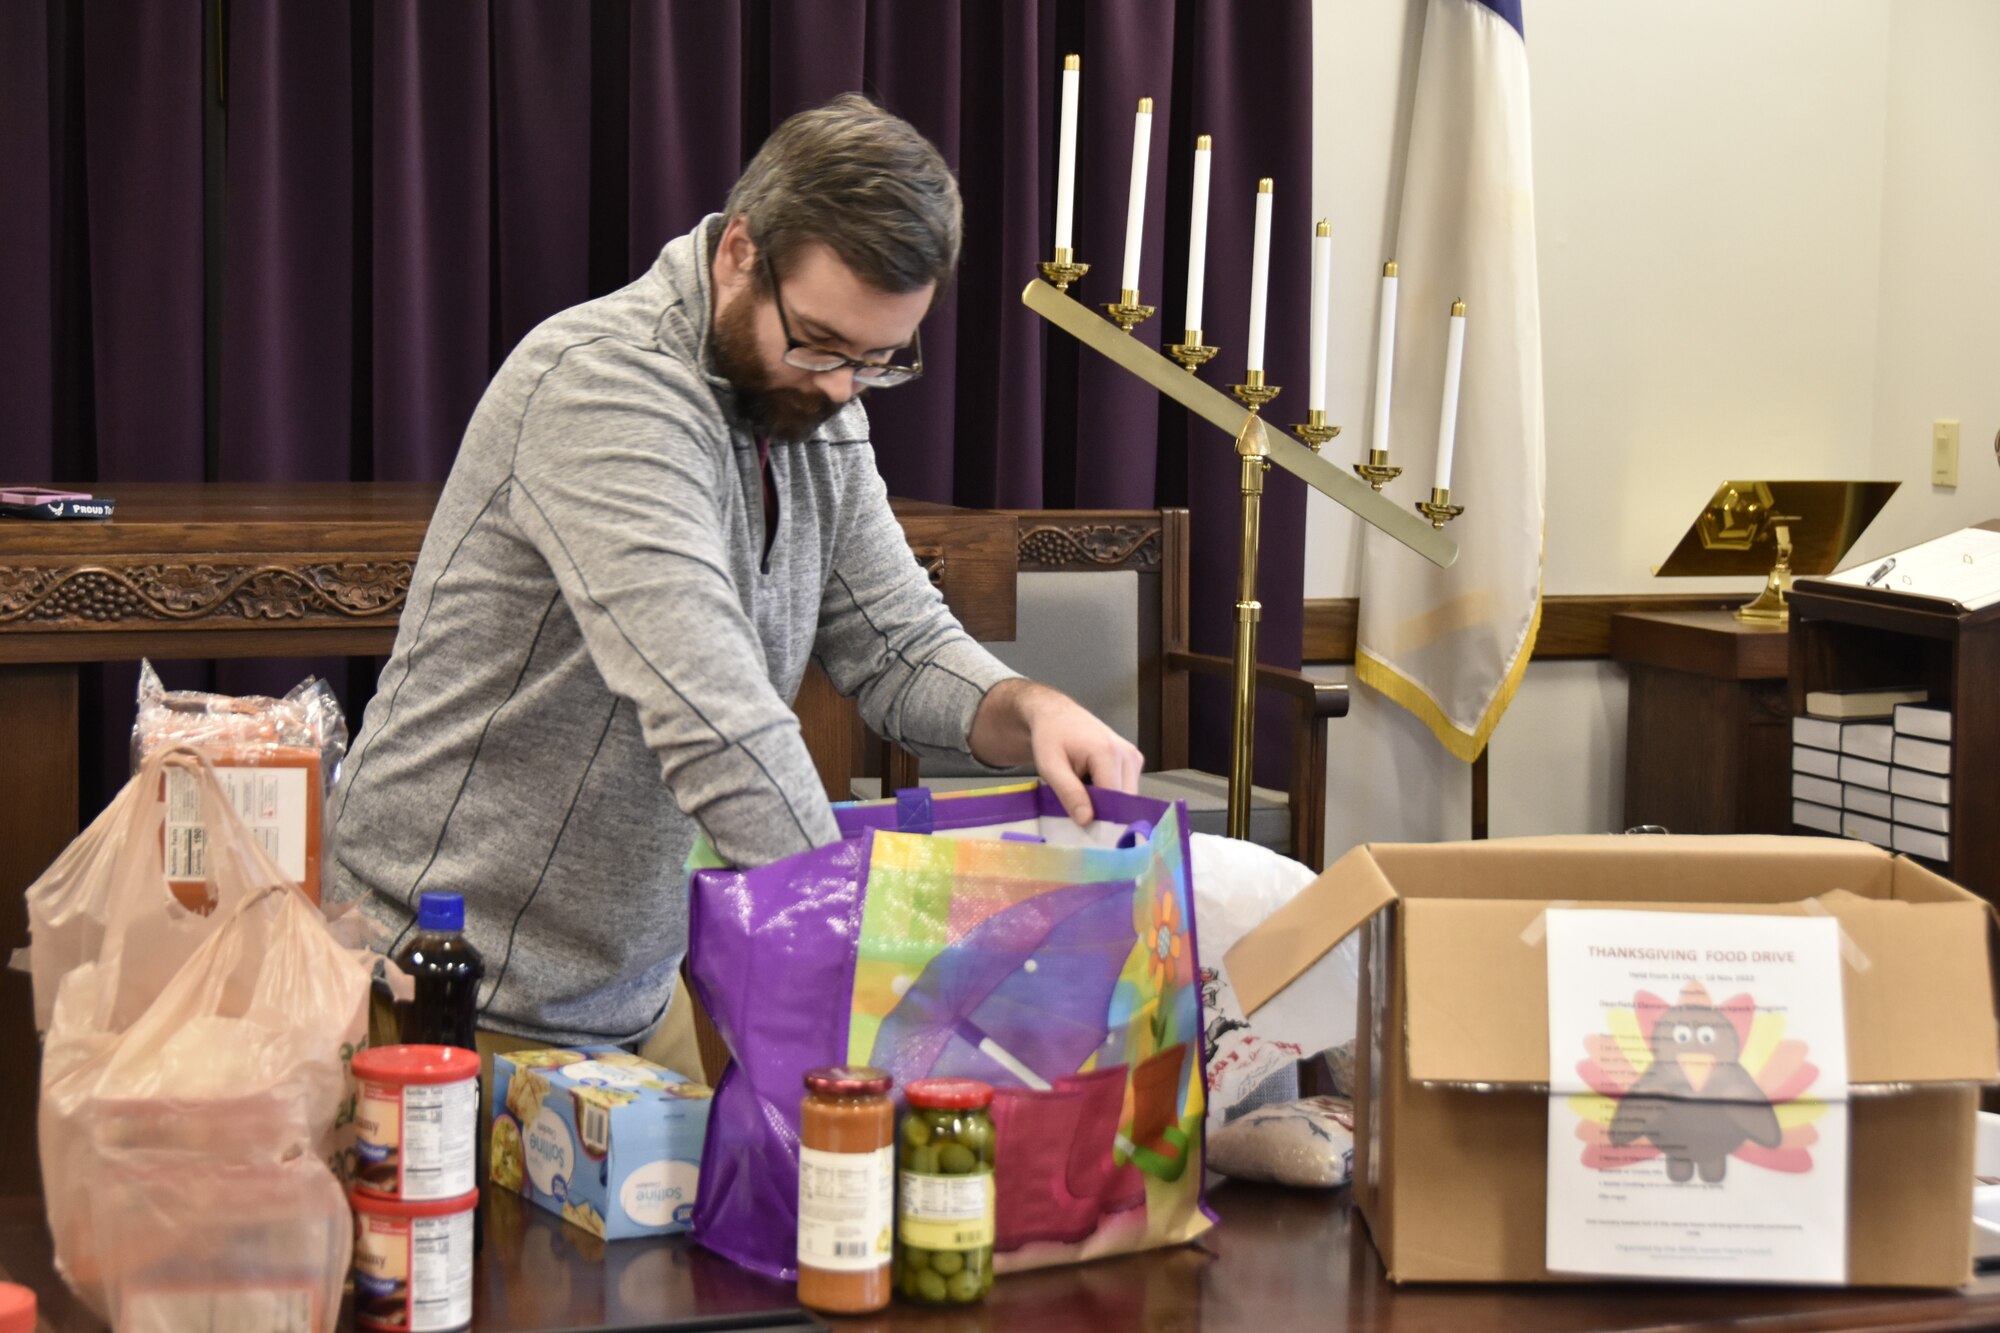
[1303,594,1755,665]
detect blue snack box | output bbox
[489,1046,713,1239]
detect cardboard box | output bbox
[489,1047,712,1240]
[1226,835,1997,1287]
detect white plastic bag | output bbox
[36,753,369,1329]
[1190,834,1361,1136]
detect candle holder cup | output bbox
[1292,409,1340,456]
[1104,288,1157,334]
[1230,371,1281,415]
[1040,248,1090,295]
[1416,486,1465,528]
[1354,448,1403,491]
[1167,330,1219,373]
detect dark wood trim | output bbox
[1303,593,1752,665]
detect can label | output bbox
[354,1209,473,1332]
[898,1171,995,1251]
[797,1145,894,1272]
[356,1078,477,1199]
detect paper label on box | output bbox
[166,764,309,883]
[1544,910,1848,1283]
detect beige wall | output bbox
[1305,0,1998,849]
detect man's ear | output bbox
[717,216,758,282]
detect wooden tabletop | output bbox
[8,1184,2000,1332]
[0,483,445,556]
[1610,609,1789,680]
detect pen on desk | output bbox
[1864,557,1896,587]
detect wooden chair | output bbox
[872,508,1348,871]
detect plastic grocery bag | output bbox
[1189,833,1361,1139]
[36,753,369,1329]
[27,746,284,1037]
[687,781,1212,1281]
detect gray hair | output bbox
[724,94,961,296]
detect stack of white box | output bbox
[1792,703,1950,864]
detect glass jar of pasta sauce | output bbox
[796,1066,895,1314]
[897,1078,996,1305]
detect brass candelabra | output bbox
[1021,275,1458,839]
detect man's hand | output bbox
[968,679,1144,826]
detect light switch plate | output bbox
[1933,419,1960,488]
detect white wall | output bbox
[1307,0,1997,852]
[1861,0,2000,560]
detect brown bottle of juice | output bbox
[796,1065,895,1314]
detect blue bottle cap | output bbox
[416,891,465,933]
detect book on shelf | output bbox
[1893,823,1950,863]
[1792,717,1843,751]
[1893,734,1952,775]
[1841,811,1896,849]
[1804,686,1927,719]
[1838,755,1890,790]
[1816,524,2000,612]
[1791,745,1841,780]
[1892,795,1950,834]
[1792,774,1843,808]
[1793,799,1842,835]
[1893,704,1952,741]
[1843,785,1894,820]
[1890,766,1950,804]
[1838,723,1895,763]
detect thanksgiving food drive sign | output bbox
[1544,911,1848,1283]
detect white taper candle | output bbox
[1308,220,1331,412]
[1369,261,1398,454]
[1246,178,1273,374]
[1435,300,1467,490]
[1120,98,1153,292]
[1055,55,1081,252]
[1184,136,1212,332]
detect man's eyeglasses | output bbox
[764,255,924,387]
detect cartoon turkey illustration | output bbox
[1574,979,1822,1184]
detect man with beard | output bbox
[326,95,1140,1072]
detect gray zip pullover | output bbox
[326,215,1016,1046]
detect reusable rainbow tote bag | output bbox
[686,781,1212,1280]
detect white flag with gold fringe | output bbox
[1356,0,1546,762]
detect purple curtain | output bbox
[2,0,1314,801]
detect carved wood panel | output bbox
[0,558,414,629]
[1016,517,1163,572]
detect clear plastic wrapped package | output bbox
[130,661,348,905]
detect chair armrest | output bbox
[1166,650,1350,720]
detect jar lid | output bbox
[906,1078,995,1110]
[0,1282,34,1333]
[803,1065,893,1096]
[350,1187,481,1219]
[351,1044,481,1085]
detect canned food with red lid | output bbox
[351,1188,477,1332]
[352,1045,480,1201]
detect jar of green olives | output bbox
[896,1079,996,1305]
